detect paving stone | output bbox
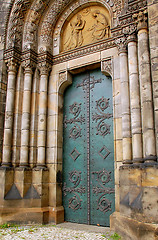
[0,223,113,240]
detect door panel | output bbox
[63,69,114,226]
[63,73,88,223]
[89,69,114,226]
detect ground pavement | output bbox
[0,222,115,239]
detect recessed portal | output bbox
[63,68,114,226]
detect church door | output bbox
[63,68,115,226]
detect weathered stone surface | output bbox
[110,211,158,240]
[0,1,157,239]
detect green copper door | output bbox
[63,68,114,226]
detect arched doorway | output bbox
[63,68,115,226]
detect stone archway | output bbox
[1,0,158,239]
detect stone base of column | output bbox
[144,155,157,163]
[49,206,64,224]
[0,167,50,224]
[0,167,14,199]
[0,207,50,225]
[110,163,158,240]
[1,162,12,168]
[0,206,64,225]
[110,212,158,240]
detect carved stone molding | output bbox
[22,49,37,69]
[53,38,115,65]
[121,0,147,15]
[4,47,22,64]
[123,24,137,42]
[23,0,50,50]
[7,0,31,50]
[38,51,53,65]
[5,0,147,55]
[101,59,113,78]
[116,0,147,30]
[133,10,148,31]
[59,71,67,86]
[41,0,115,48]
[58,71,72,93]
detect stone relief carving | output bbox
[5,0,147,63]
[123,24,137,42]
[24,0,47,49]
[59,71,67,86]
[22,50,37,69]
[115,36,127,53]
[62,6,110,52]
[41,0,72,45]
[101,59,113,77]
[6,0,147,53]
[64,14,86,50]
[41,0,114,49]
[7,59,17,72]
[133,10,148,31]
[88,10,110,41]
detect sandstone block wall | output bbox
[0,0,12,163]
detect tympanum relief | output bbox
[61,6,111,52]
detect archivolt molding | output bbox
[6,0,31,50]
[40,0,115,52]
[23,0,51,51]
[5,0,147,62]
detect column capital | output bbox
[115,36,127,54]
[38,51,53,75]
[23,66,33,74]
[123,25,137,43]
[22,49,37,71]
[133,10,148,32]
[38,62,52,76]
[6,59,17,73]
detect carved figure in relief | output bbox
[88,10,109,41]
[64,14,86,50]
[25,0,44,43]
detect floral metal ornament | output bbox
[92,97,113,137]
[64,102,85,140]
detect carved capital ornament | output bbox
[133,10,148,31]
[115,36,127,53]
[6,59,17,73]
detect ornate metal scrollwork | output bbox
[92,97,113,137]
[68,193,82,210]
[64,102,85,139]
[92,169,114,213]
[77,76,102,90]
[63,169,86,211]
[97,195,112,212]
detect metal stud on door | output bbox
[63,69,114,226]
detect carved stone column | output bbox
[1,60,17,167]
[115,37,132,164]
[36,63,51,168]
[134,11,156,162]
[127,33,143,163]
[19,66,33,167]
